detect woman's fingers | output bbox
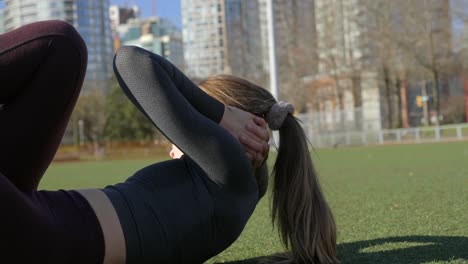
[246,117,270,166]
[246,119,269,142]
[240,134,270,168]
[240,134,264,154]
[224,114,268,167]
[253,116,268,128]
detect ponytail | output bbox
[197,74,338,263]
[268,115,338,264]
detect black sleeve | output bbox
[113,46,253,193]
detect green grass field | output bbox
[40,142,468,264]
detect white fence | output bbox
[295,108,468,148]
[298,120,468,148]
[298,109,468,147]
[298,108,365,133]
[62,110,468,149]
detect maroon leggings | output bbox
[0,20,87,191]
[0,21,104,263]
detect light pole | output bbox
[266,0,279,100]
[421,82,429,125]
[78,119,85,146]
[465,78,468,123]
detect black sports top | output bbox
[103,46,261,263]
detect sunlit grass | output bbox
[40,141,468,263]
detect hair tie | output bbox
[266,101,295,130]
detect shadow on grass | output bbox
[338,236,468,263]
[217,236,468,264]
[215,257,263,264]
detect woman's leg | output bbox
[0,20,87,191]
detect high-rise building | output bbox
[109,5,140,52]
[160,34,185,71]
[117,16,179,42]
[258,0,269,74]
[258,0,317,104]
[181,0,225,79]
[181,0,263,82]
[75,0,113,90]
[314,0,374,76]
[3,0,74,29]
[119,16,185,71]
[109,5,139,34]
[0,9,5,34]
[3,0,114,91]
[311,0,381,130]
[225,0,264,82]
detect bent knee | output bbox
[43,20,78,37]
[40,20,87,59]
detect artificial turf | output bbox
[40,141,468,264]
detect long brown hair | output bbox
[198,75,338,264]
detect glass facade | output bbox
[125,36,162,55]
[2,0,114,91]
[181,0,263,81]
[123,24,141,42]
[225,0,263,82]
[181,0,227,78]
[0,9,4,33]
[75,0,113,90]
[121,17,185,71]
[315,0,375,74]
[3,0,74,31]
[161,34,185,71]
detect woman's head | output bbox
[199,75,276,117]
[199,75,338,264]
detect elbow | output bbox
[113,45,143,75]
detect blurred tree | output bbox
[440,96,466,124]
[393,0,453,126]
[313,0,365,130]
[362,0,457,127]
[365,0,407,129]
[103,79,158,141]
[70,89,106,145]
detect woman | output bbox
[0,21,269,263]
[107,45,338,263]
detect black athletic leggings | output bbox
[0,21,104,263]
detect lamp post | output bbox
[465,78,468,123]
[266,0,279,100]
[78,119,85,146]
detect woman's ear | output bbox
[170,144,184,159]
